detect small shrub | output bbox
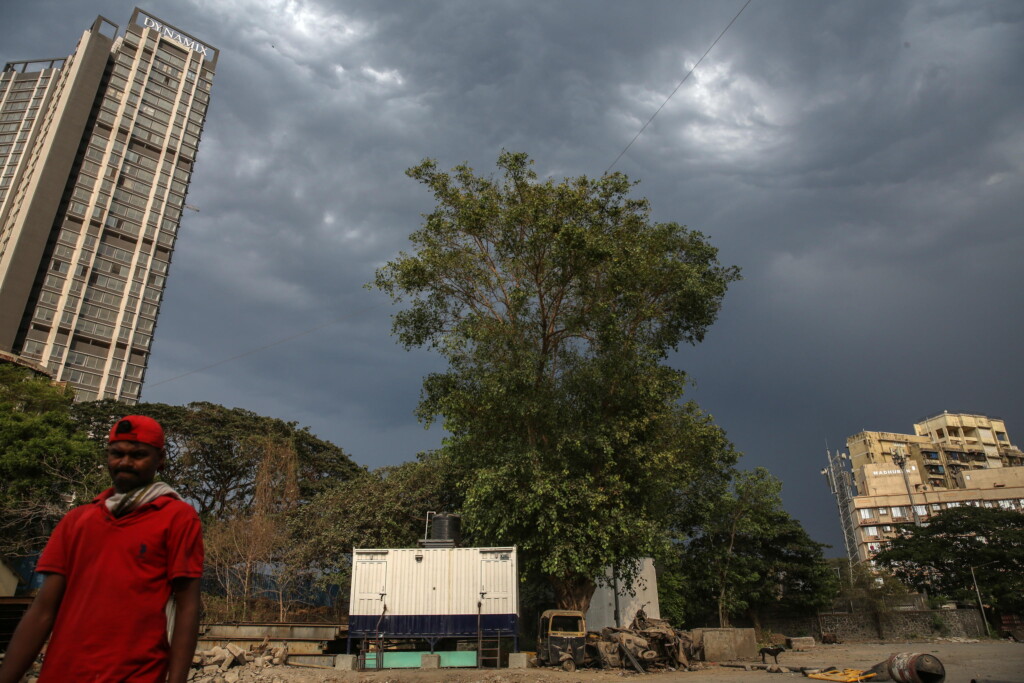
[929,614,950,636]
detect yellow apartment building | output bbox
[826,412,1024,563]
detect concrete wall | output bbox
[587,557,659,630]
[0,561,19,597]
[750,609,985,642]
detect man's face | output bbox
[106,441,165,493]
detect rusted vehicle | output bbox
[535,609,587,671]
[535,608,697,673]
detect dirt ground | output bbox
[253,640,1024,683]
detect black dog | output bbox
[759,646,785,664]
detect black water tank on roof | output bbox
[431,513,462,544]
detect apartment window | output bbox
[859,508,873,520]
[891,506,905,518]
[90,273,127,293]
[20,341,46,360]
[914,505,927,517]
[865,526,878,538]
[76,318,115,339]
[81,303,119,323]
[66,351,106,371]
[877,507,888,516]
[63,368,101,388]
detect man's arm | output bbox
[165,576,201,683]
[0,573,66,683]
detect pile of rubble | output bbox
[1,643,294,683]
[188,643,290,683]
[591,611,704,672]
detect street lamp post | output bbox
[970,563,996,638]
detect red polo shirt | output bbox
[35,489,203,682]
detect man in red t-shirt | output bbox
[0,415,203,683]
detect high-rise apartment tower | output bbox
[0,9,217,402]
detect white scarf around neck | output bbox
[105,481,180,518]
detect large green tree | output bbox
[663,468,836,628]
[288,456,456,595]
[874,506,1024,616]
[0,365,103,556]
[374,151,740,610]
[71,400,361,519]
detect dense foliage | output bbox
[660,468,837,628]
[70,400,361,519]
[874,506,1024,616]
[0,366,103,556]
[0,383,359,617]
[374,151,740,609]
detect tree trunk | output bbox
[551,575,597,613]
[747,608,762,641]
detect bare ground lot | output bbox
[254,640,1024,683]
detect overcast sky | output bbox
[3,0,1022,555]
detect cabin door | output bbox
[353,553,389,620]
[479,549,514,615]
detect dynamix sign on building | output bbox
[129,8,219,66]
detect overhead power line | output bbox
[146,1,754,392]
[604,0,754,175]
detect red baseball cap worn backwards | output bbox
[108,415,165,450]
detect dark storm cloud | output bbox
[2,0,1022,553]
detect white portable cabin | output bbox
[349,547,518,646]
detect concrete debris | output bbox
[189,644,289,683]
[787,636,816,651]
[0,645,289,683]
[590,611,701,671]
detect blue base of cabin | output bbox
[349,613,517,639]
